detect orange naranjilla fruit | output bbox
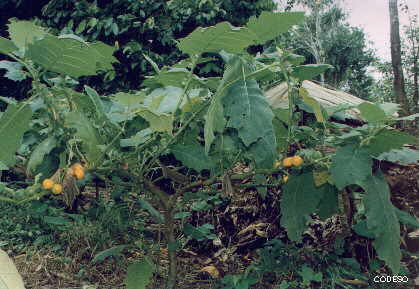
[283,175,289,183]
[42,179,54,190]
[282,157,293,167]
[73,168,85,180]
[291,155,303,167]
[72,163,83,171]
[52,184,63,194]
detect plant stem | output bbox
[164,205,177,289]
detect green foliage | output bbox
[36,0,277,92]
[124,257,155,289]
[280,172,323,242]
[26,35,118,78]
[330,145,372,190]
[7,20,47,52]
[171,144,215,172]
[65,111,103,166]
[0,61,26,81]
[367,129,417,156]
[0,103,33,168]
[26,136,57,175]
[0,12,416,288]
[361,171,401,274]
[0,36,17,54]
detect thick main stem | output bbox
[164,205,177,289]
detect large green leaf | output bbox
[0,104,33,167]
[394,207,419,228]
[300,87,325,123]
[26,35,117,78]
[367,129,416,156]
[272,118,288,153]
[124,257,155,289]
[223,80,275,147]
[280,172,323,242]
[136,109,173,134]
[90,41,119,71]
[84,85,108,122]
[178,22,255,56]
[316,184,339,220]
[26,136,57,174]
[171,143,215,172]
[120,128,153,148]
[291,64,333,81]
[0,61,26,81]
[248,130,276,169]
[203,54,253,153]
[246,11,305,44]
[361,171,401,273]
[204,96,225,153]
[0,37,18,55]
[376,147,419,165]
[358,102,388,123]
[65,111,103,166]
[330,145,372,190]
[7,20,47,51]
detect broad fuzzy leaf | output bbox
[137,109,173,134]
[26,36,117,78]
[204,96,225,153]
[65,111,103,166]
[0,36,18,55]
[171,143,215,172]
[330,145,372,190]
[26,136,56,174]
[0,61,26,81]
[0,104,33,167]
[272,118,288,153]
[367,129,416,156]
[7,20,47,51]
[362,171,401,273]
[93,245,132,263]
[300,87,325,123]
[280,172,323,242]
[246,12,305,44]
[394,207,419,228]
[291,64,333,81]
[120,128,153,147]
[178,22,255,55]
[358,102,388,123]
[124,258,155,289]
[203,54,252,153]
[316,184,339,220]
[90,41,119,71]
[376,147,419,165]
[223,80,275,147]
[84,85,108,121]
[248,130,276,168]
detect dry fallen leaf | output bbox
[200,265,220,278]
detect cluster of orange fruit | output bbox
[42,163,86,194]
[274,155,304,183]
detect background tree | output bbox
[373,12,418,115]
[389,0,409,115]
[275,0,376,99]
[0,0,276,100]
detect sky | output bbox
[343,0,419,61]
[277,0,419,62]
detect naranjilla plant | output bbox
[0,11,418,289]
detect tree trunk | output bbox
[389,0,409,115]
